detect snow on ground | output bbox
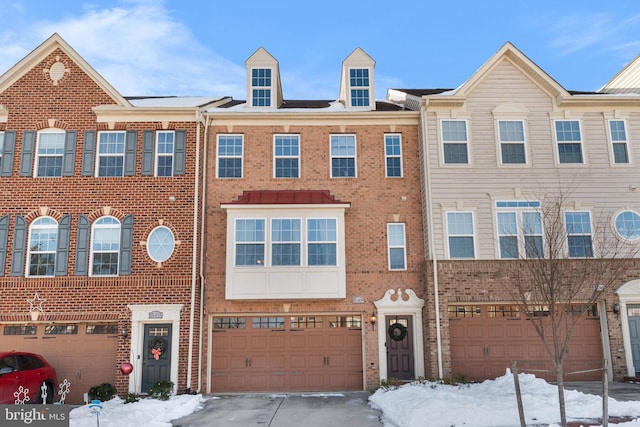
[67,370,640,427]
[69,394,208,427]
[369,370,640,427]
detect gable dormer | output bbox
[245,47,282,109]
[339,48,375,110]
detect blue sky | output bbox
[0,0,639,100]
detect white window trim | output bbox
[330,134,357,178]
[384,134,403,178]
[607,119,632,166]
[273,134,300,179]
[26,216,57,278]
[494,204,543,259]
[216,134,244,179]
[496,120,528,166]
[347,67,372,108]
[445,211,476,259]
[155,130,175,177]
[250,67,273,108]
[89,216,121,276]
[564,210,594,258]
[35,128,65,178]
[439,119,471,166]
[387,223,407,270]
[553,119,586,166]
[146,225,176,263]
[96,131,126,177]
[233,218,266,267]
[271,217,302,266]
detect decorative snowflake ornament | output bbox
[13,386,30,404]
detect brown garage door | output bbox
[2,323,118,404]
[211,315,363,392]
[449,305,603,381]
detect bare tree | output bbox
[505,186,636,427]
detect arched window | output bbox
[27,217,58,276]
[90,216,121,276]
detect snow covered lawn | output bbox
[369,371,640,427]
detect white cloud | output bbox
[0,0,245,97]
[550,12,640,57]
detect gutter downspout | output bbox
[186,110,202,392]
[420,99,443,378]
[197,113,210,392]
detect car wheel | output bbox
[38,382,54,404]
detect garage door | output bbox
[449,304,603,381]
[211,315,363,392]
[2,323,118,404]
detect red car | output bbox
[0,351,57,404]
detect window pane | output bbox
[501,143,526,164]
[447,213,473,235]
[236,244,265,266]
[37,132,65,177]
[308,219,336,241]
[449,237,474,258]
[558,143,583,163]
[613,143,629,164]
[522,212,542,235]
[565,212,591,234]
[272,243,301,266]
[218,135,243,178]
[497,212,517,235]
[555,121,581,141]
[29,254,55,276]
[308,243,336,265]
[525,236,543,258]
[499,121,524,141]
[98,157,124,177]
[147,226,175,263]
[443,143,468,164]
[568,236,593,257]
[610,120,627,141]
[389,247,405,269]
[92,253,119,275]
[385,135,402,177]
[499,236,518,258]
[442,121,467,141]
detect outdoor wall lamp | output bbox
[613,303,620,315]
[122,326,128,338]
[370,314,377,330]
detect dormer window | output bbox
[251,68,272,107]
[349,68,370,107]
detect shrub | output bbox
[125,392,139,404]
[148,380,174,400]
[88,383,117,402]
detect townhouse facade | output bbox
[201,47,426,392]
[0,34,215,403]
[389,43,640,382]
[3,33,640,401]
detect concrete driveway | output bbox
[171,392,382,427]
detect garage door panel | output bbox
[449,305,603,382]
[211,315,363,392]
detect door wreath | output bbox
[388,322,408,341]
[148,337,167,360]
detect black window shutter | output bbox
[19,131,36,177]
[1,131,16,177]
[75,215,90,275]
[142,130,155,175]
[119,214,134,275]
[81,131,96,176]
[174,130,186,175]
[55,214,71,276]
[0,215,9,276]
[124,130,138,176]
[10,215,26,276]
[62,131,77,176]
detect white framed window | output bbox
[307,218,337,266]
[35,129,65,177]
[384,134,403,177]
[615,210,640,241]
[609,120,630,164]
[147,226,175,262]
[554,120,583,164]
[498,121,526,164]
[251,67,272,107]
[349,68,371,107]
[274,135,300,178]
[495,201,543,259]
[446,212,475,259]
[330,135,356,177]
[235,219,265,266]
[96,131,126,177]
[387,223,406,270]
[271,218,301,266]
[155,131,174,177]
[27,217,58,277]
[217,134,243,178]
[90,216,121,276]
[565,211,593,257]
[441,120,469,164]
